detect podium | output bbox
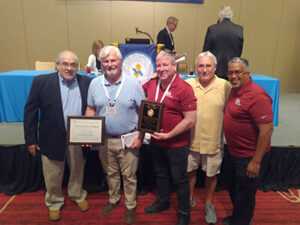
[115,43,159,84]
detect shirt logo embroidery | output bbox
[261,115,267,119]
[166,91,173,98]
[235,98,241,106]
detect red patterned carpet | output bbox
[1,188,300,225]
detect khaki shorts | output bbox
[187,151,223,177]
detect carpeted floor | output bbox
[1,188,299,225]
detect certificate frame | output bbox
[138,100,164,133]
[67,116,105,145]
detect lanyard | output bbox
[102,74,125,107]
[155,74,176,103]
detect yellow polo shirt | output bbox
[186,76,231,154]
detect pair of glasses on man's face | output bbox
[227,70,246,76]
[60,62,78,69]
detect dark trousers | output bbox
[150,142,190,215]
[227,155,257,225]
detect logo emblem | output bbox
[122,52,154,84]
[235,98,241,106]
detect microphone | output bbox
[135,27,154,44]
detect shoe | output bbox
[223,216,231,225]
[49,209,60,221]
[223,216,253,225]
[77,200,89,212]
[125,207,136,224]
[205,204,217,224]
[102,201,120,215]
[176,213,190,225]
[190,197,196,208]
[144,200,170,215]
[138,189,150,196]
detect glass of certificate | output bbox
[138,100,164,133]
[67,116,105,145]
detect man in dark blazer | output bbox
[24,50,92,221]
[157,16,181,59]
[203,5,244,80]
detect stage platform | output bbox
[1,93,299,196]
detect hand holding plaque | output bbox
[138,100,164,133]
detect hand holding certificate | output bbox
[67,116,105,145]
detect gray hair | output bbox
[195,51,217,66]
[156,50,176,64]
[219,6,233,22]
[99,45,123,61]
[167,16,178,25]
[56,50,79,64]
[228,57,249,71]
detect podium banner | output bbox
[118,44,157,85]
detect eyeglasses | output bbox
[227,70,246,76]
[60,62,78,69]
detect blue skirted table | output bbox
[0,70,279,125]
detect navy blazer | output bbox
[24,72,92,161]
[203,19,244,80]
[157,27,175,52]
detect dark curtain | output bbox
[1,145,299,196]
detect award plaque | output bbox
[67,116,105,145]
[138,100,164,133]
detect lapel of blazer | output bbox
[52,72,67,134]
[76,74,87,115]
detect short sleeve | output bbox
[134,81,146,108]
[224,81,232,102]
[87,79,97,107]
[180,83,197,112]
[248,92,273,124]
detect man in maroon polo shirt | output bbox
[143,50,197,225]
[223,57,273,225]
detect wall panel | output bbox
[239,0,282,77]
[21,0,69,67]
[111,1,155,44]
[67,0,112,67]
[273,0,300,93]
[0,0,28,70]
[0,0,299,92]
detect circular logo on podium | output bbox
[122,52,154,85]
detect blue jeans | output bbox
[150,142,190,215]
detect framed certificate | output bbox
[138,100,164,133]
[67,116,105,145]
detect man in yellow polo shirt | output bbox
[186,51,231,224]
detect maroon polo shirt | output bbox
[224,78,273,158]
[143,74,197,148]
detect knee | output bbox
[173,173,189,185]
